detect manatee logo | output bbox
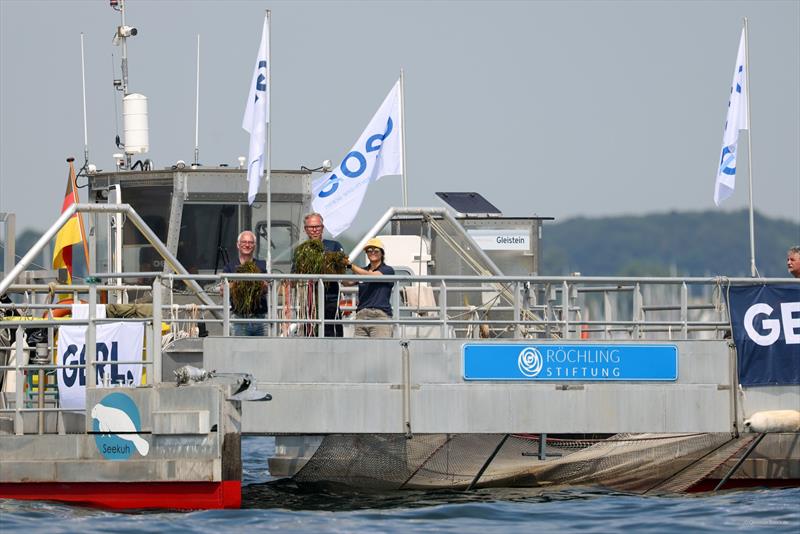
[91,392,149,460]
[518,347,543,377]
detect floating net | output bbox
[292,432,744,493]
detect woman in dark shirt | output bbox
[348,238,394,337]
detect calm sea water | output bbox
[2,436,798,533]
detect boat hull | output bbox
[0,481,241,510]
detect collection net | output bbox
[293,432,735,492]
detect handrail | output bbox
[0,204,220,320]
[2,272,796,435]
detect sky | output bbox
[1,0,798,240]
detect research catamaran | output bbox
[1,0,797,510]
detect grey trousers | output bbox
[354,308,393,338]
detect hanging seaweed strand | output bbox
[231,261,263,315]
[291,241,349,335]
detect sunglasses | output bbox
[304,225,323,230]
[365,247,381,254]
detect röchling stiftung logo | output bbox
[517,347,543,377]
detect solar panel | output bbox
[435,192,502,216]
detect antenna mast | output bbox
[110,0,148,169]
[112,0,131,96]
[80,33,90,166]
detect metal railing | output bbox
[2,272,797,436]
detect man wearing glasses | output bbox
[347,238,395,338]
[223,230,268,336]
[294,213,346,337]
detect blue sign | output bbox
[91,392,150,460]
[463,344,678,381]
[728,284,800,387]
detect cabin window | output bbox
[177,204,239,273]
[119,186,170,273]
[255,221,295,269]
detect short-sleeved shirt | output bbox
[223,258,268,315]
[291,239,344,304]
[357,262,395,315]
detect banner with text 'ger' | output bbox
[312,80,402,237]
[727,284,799,386]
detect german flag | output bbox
[52,158,84,283]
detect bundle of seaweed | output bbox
[323,251,348,275]
[293,240,348,275]
[231,261,263,315]
[293,240,325,274]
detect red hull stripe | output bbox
[687,478,800,492]
[0,481,241,510]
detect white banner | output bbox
[242,14,270,206]
[57,322,145,410]
[714,28,748,206]
[312,80,403,237]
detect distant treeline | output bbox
[2,209,798,279]
[540,209,799,277]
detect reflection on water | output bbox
[244,479,641,511]
[2,486,799,533]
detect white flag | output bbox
[714,28,749,206]
[312,80,403,237]
[242,14,270,206]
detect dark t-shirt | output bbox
[291,239,344,304]
[223,258,268,315]
[357,262,395,315]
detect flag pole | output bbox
[194,34,201,166]
[266,9,272,274]
[400,69,408,207]
[743,17,757,277]
[68,158,91,274]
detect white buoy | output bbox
[123,93,149,154]
[744,410,800,433]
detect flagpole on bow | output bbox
[69,158,91,275]
[400,69,408,207]
[266,9,272,274]
[743,17,756,277]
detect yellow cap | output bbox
[363,237,385,251]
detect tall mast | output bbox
[80,33,90,166]
[118,0,130,96]
[743,17,757,277]
[111,0,143,168]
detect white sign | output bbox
[57,322,145,410]
[467,229,530,251]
